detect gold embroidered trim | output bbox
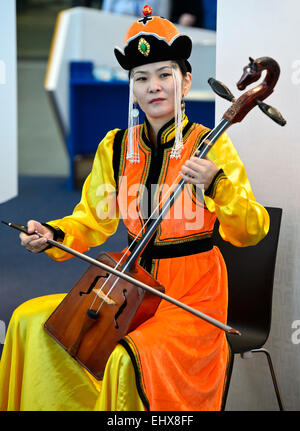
[154,231,213,246]
[123,335,149,402]
[161,115,189,144]
[118,129,128,180]
[209,171,227,199]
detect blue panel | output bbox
[185,100,215,130]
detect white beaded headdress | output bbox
[170,63,184,160]
[127,74,140,163]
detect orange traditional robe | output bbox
[0,117,269,411]
[115,119,228,410]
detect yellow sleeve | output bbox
[204,133,270,247]
[44,129,120,261]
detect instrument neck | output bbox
[122,118,231,271]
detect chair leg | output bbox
[251,348,285,411]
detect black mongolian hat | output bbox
[114,5,192,72]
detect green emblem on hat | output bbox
[138,37,150,57]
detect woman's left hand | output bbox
[179,152,219,191]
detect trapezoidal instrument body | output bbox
[44,252,164,380]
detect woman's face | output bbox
[132,61,192,124]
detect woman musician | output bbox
[0,7,269,411]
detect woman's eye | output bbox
[135,76,147,82]
[160,73,171,78]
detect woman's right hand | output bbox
[19,220,54,253]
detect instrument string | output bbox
[89,121,230,314]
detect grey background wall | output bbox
[0,1,17,203]
[216,0,300,411]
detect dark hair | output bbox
[175,59,190,76]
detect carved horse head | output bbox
[237,56,280,92]
[222,56,284,125]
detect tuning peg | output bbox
[255,100,287,126]
[208,78,236,102]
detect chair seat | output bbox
[216,207,284,410]
[227,326,268,354]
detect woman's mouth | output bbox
[149,98,165,104]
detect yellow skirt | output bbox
[0,294,145,411]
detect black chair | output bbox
[213,207,285,411]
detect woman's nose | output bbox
[148,77,161,93]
